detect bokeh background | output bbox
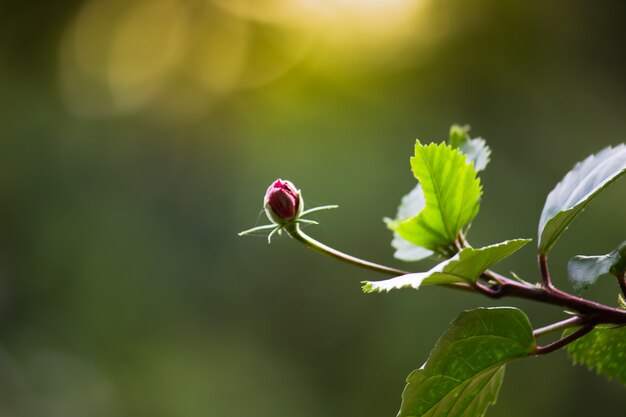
[1,0,626,416]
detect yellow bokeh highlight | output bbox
[59,0,431,118]
[215,0,426,46]
[60,0,189,116]
[183,6,249,94]
[107,0,188,111]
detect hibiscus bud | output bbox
[264,179,301,224]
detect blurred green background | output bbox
[1,0,626,416]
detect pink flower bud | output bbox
[264,179,301,223]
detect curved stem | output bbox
[285,223,474,292]
[285,223,410,276]
[283,222,626,325]
[538,254,554,290]
[534,323,594,355]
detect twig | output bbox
[283,223,626,326]
[534,324,594,355]
[533,316,585,338]
[285,223,474,293]
[285,223,410,276]
[538,254,554,290]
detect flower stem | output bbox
[285,223,474,292]
[285,223,409,276]
[284,223,626,326]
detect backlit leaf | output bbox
[538,144,626,254]
[390,142,482,254]
[566,325,626,385]
[363,239,530,293]
[388,128,491,261]
[387,183,433,262]
[449,124,491,172]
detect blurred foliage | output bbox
[1,0,626,416]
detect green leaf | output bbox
[363,239,530,293]
[538,144,626,254]
[387,128,491,262]
[387,183,434,262]
[449,124,491,172]
[567,241,626,291]
[398,307,535,417]
[565,325,626,385]
[391,232,434,262]
[391,141,482,254]
[449,124,470,148]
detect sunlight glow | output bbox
[59,0,431,118]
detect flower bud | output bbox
[264,179,301,224]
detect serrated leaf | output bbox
[391,232,434,262]
[459,138,491,173]
[449,124,491,172]
[391,142,482,254]
[388,129,491,262]
[396,183,427,220]
[398,307,535,417]
[565,325,626,385]
[538,144,626,254]
[363,239,530,293]
[387,183,434,262]
[567,241,626,291]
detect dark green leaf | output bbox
[566,325,626,385]
[398,308,535,417]
[567,241,626,291]
[538,144,626,254]
[390,142,482,254]
[363,239,530,293]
